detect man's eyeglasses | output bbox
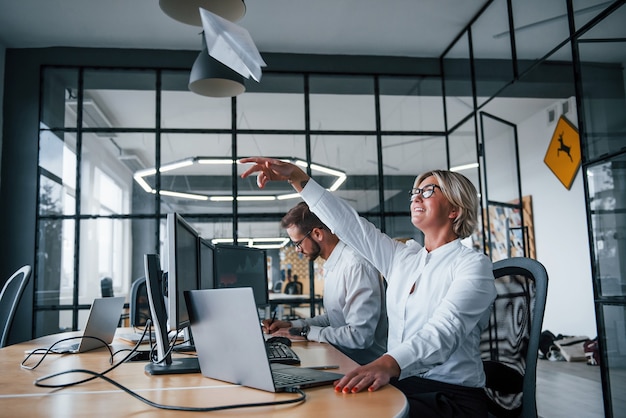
[292,229,314,250]
[408,184,440,201]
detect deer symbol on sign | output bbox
[556,132,573,162]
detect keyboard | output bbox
[266,341,301,365]
[272,371,314,386]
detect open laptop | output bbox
[30,296,125,354]
[185,287,343,393]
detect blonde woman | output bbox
[241,157,496,418]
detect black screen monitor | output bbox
[143,254,199,375]
[198,237,215,290]
[214,244,269,307]
[166,213,200,333]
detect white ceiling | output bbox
[0,0,490,57]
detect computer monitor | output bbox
[214,244,269,307]
[198,237,215,290]
[165,212,200,333]
[143,254,199,375]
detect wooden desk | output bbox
[0,330,408,417]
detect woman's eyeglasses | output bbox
[408,184,440,201]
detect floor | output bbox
[536,359,604,418]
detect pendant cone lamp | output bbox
[159,0,246,25]
[188,39,246,97]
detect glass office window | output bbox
[443,32,473,130]
[471,0,514,107]
[311,135,379,214]
[381,135,447,212]
[79,133,155,215]
[379,76,444,132]
[237,73,305,130]
[39,129,77,216]
[511,0,571,76]
[159,133,234,215]
[588,158,626,298]
[602,303,626,371]
[41,68,79,129]
[83,69,156,129]
[161,70,232,129]
[77,218,127,304]
[236,220,293,293]
[578,3,626,160]
[384,215,424,244]
[36,219,75,306]
[449,117,479,190]
[193,219,233,247]
[236,134,307,215]
[480,112,519,203]
[309,75,376,131]
[79,217,158,304]
[573,0,619,31]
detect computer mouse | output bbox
[266,336,292,346]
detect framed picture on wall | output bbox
[479,196,536,262]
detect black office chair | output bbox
[1,265,32,347]
[284,281,303,295]
[100,277,114,297]
[283,279,304,319]
[129,277,150,328]
[272,280,284,293]
[480,257,549,418]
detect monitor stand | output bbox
[144,357,200,375]
[143,254,200,375]
[173,327,195,352]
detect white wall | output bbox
[517,99,597,338]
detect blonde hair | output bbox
[414,170,479,239]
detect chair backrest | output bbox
[480,257,548,418]
[101,277,114,297]
[273,280,284,293]
[129,277,149,328]
[284,281,303,295]
[0,265,32,347]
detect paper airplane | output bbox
[199,7,266,82]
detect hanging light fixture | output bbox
[159,0,246,25]
[188,35,245,97]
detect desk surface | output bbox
[269,293,320,300]
[1,330,408,417]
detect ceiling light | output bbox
[188,35,246,97]
[160,158,194,173]
[134,157,347,201]
[450,162,479,172]
[211,237,290,249]
[294,159,347,191]
[158,190,209,201]
[159,0,246,25]
[197,158,236,164]
[209,195,276,202]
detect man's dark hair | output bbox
[281,202,326,234]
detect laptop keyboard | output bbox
[272,371,315,386]
[266,341,301,365]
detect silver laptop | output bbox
[185,288,343,392]
[37,297,125,354]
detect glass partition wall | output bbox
[577,2,626,417]
[36,66,449,333]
